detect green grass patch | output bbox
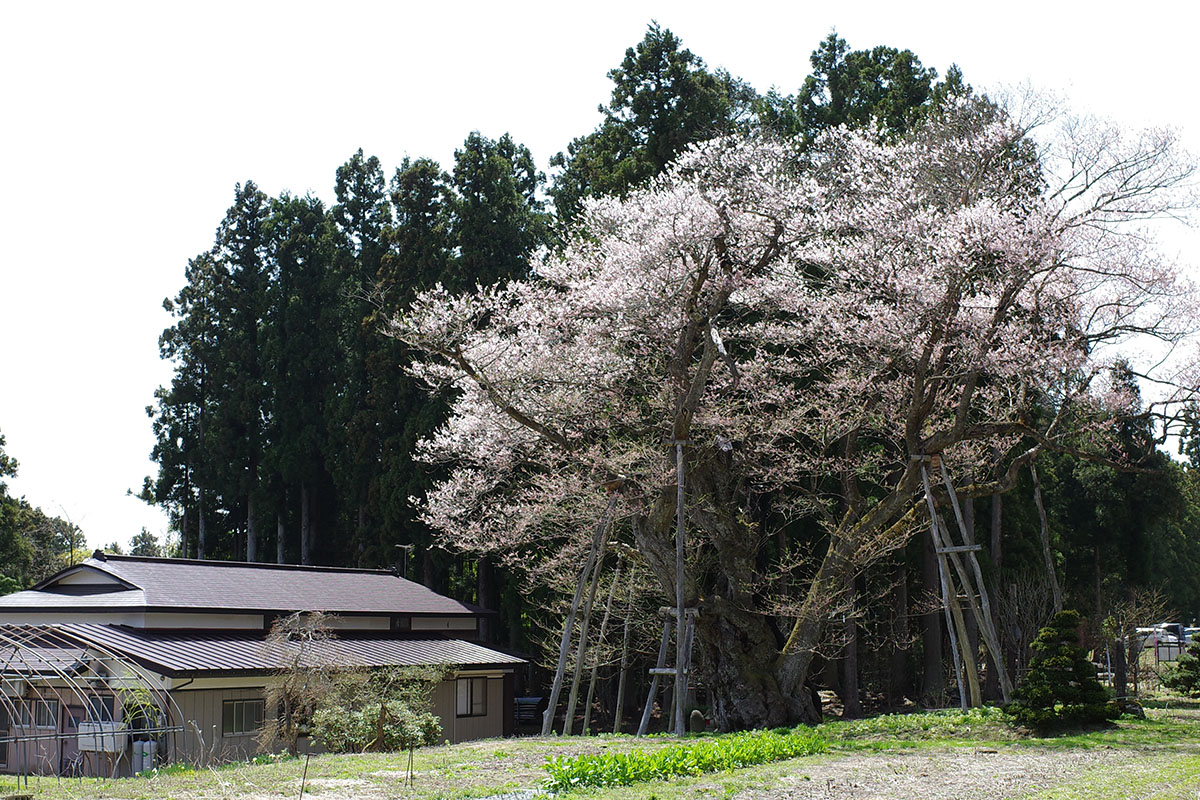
[811,705,1200,754]
[1023,753,1200,800]
[543,727,828,793]
[817,706,1016,749]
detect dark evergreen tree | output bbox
[129,528,164,557]
[149,184,272,562]
[327,149,398,566]
[149,251,225,559]
[450,132,551,287]
[549,23,753,223]
[369,158,454,578]
[759,33,962,145]
[209,182,272,562]
[264,193,340,565]
[1009,610,1118,730]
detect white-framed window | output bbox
[456,677,487,717]
[87,695,116,722]
[20,699,59,728]
[222,699,265,737]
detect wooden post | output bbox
[673,440,687,738]
[921,463,967,710]
[564,538,609,734]
[1031,465,1063,613]
[583,558,622,734]
[613,566,636,734]
[542,495,617,735]
[637,617,672,736]
[939,461,1014,701]
[936,514,982,708]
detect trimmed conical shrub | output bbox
[1009,610,1118,731]
[1164,638,1200,696]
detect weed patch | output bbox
[543,727,827,792]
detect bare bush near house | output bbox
[395,96,1198,729]
[996,571,1058,682]
[259,611,336,755]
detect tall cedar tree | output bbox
[368,158,453,577]
[209,182,272,561]
[758,32,966,144]
[451,132,550,288]
[549,22,753,223]
[264,193,340,564]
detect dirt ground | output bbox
[732,747,1200,800]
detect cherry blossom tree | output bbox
[393,97,1197,729]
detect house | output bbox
[0,552,523,776]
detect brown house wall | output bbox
[1,686,128,778]
[3,675,512,776]
[432,677,506,744]
[174,686,267,765]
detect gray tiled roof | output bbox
[2,555,484,617]
[51,623,524,676]
[0,587,146,609]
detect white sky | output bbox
[1,0,1197,549]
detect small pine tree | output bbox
[1009,610,1118,731]
[1164,638,1200,696]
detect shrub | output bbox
[543,727,827,792]
[1163,638,1200,696]
[312,701,441,753]
[1008,609,1118,731]
[309,665,446,753]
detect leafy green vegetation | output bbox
[543,728,828,792]
[311,665,447,752]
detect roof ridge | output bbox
[98,553,398,577]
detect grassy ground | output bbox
[2,707,1199,799]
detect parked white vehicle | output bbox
[1134,623,1185,661]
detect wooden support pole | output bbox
[564,537,609,735]
[542,495,617,735]
[921,464,967,711]
[637,617,672,736]
[936,513,982,708]
[940,460,1014,701]
[673,440,687,738]
[613,566,635,734]
[583,557,622,734]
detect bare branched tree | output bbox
[259,612,336,755]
